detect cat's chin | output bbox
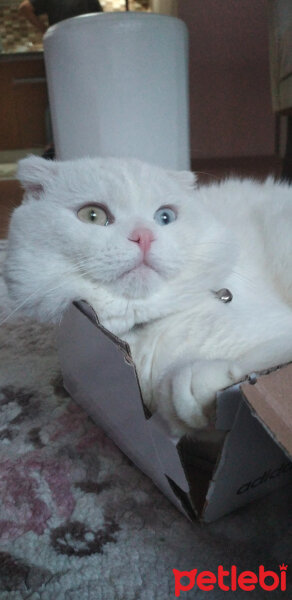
[113,263,162,298]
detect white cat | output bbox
[4,155,292,435]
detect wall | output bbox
[178,0,275,159]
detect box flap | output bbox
[215,385,242,430]
[203,400,292,522]
[241,365,292,458]
[58,301,292,522]
[58,302,193,518]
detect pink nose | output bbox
[128,228,155,255]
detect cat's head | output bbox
[4,156,228,325]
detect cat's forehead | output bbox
[56,158,190,209]
[17,155,196,212]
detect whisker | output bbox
[1,240,250,328]
[194,171,221,181]
[231,269,257,290]
[0,285,48,326]
[193,240,231,247]
[0,258,99,326]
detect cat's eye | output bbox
[154,206,177,226]
[77,204,110,226]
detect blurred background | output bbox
[1,0,291,235]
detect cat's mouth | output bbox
[119,259,157,280]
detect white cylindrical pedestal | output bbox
[44,12,190,169]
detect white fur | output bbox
[4,155,292,435]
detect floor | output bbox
[0,153,283,239]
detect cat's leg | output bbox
[155,333,292,436]
[155,359,243,435]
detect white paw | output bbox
[157,359,243,434]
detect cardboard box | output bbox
[58,301,292,522]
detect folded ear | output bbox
[17,155,58,198]
[168,169,197,189]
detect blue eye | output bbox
[154,206,177,226]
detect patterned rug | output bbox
[0,240,291,599]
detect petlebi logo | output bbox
[173,564,288,596]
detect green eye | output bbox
[77,205,110,226]
[154,206,177,226]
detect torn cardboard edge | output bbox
[58,301,292,522]
[241,372,292,459]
